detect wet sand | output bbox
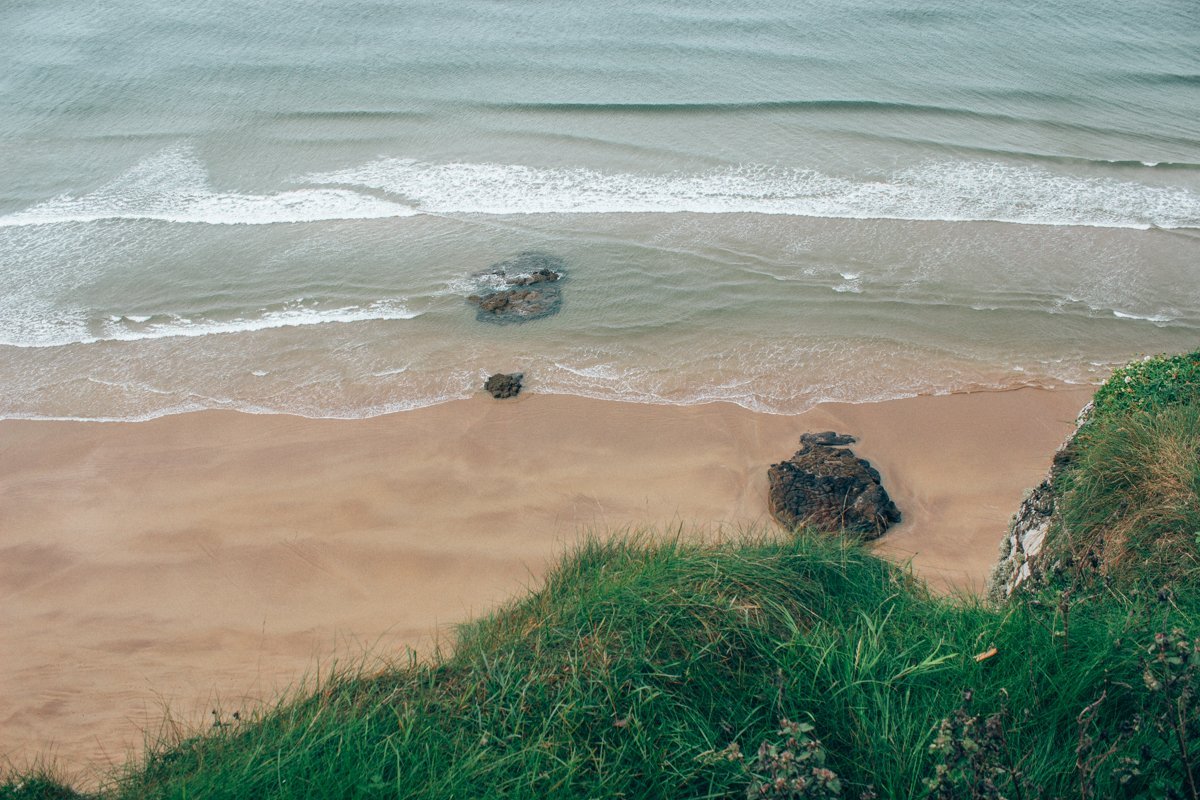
[0,386,1092,777]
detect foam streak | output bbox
[0,146,417,228]
[306,158,1200,229]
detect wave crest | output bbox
[4,146,1197,230]
[305,158,1200,229]
[0,146,417,227]
[0,298,420,348]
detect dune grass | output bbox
[1054,403,1200,590]
[1037,351,1200,595]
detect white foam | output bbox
[0,299,420,348]
[0,145,417,228]
[304,157,1200,229]
[437,271,511,298]
[552,362,624,380]
[6,147,1197,230]
[1112,309,1174,324]
[371,366,410,378]
[833,271,864,293]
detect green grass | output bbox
[1040,351,1200,593]
[6,531,1198,799]
[0,768,86,800]
[1090,351,1200,419]
[1054,404,1200,589]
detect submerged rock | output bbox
[468,286,561,320]
[466,252,566,324]
[484,372,523,399]
[800,431,857,447]
[767,432,900,539]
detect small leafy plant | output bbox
[1090,352,1200,419]
[1139,629,1200,799]
[746,719,843,799]
[925,690,1033,800]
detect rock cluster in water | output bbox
[484,372,523,399]
[467,252,565,324]
[767,431,900,539]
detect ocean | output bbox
[1,0,1198,420]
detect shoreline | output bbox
[0,375,1093,426]
[0,385,1093,776]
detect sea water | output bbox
[1,0,1198,420]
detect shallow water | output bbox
[2,0,1198,419]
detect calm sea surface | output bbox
[1,0,1198,419]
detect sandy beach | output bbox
[0,385,1092,777]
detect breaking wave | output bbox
[0,146,417,227]
[0,299,419,349]
[306,157,1200,229]
[3,146,1197,230]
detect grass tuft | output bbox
[1035,350,1200,594]
[0,764,90,800]
[1056,404,1200,588]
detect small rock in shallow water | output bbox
[484,372,523,399]
[767,431,900,539]
[800,431,857,447]
[506,268,560,287]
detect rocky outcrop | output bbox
[484,372,523,399]
[467,252,565,324]
[988,403,1090,601]
[768,432,900,539]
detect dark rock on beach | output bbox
[484,372,523,399]
[467,251,566,324]
[767,432,900,539]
